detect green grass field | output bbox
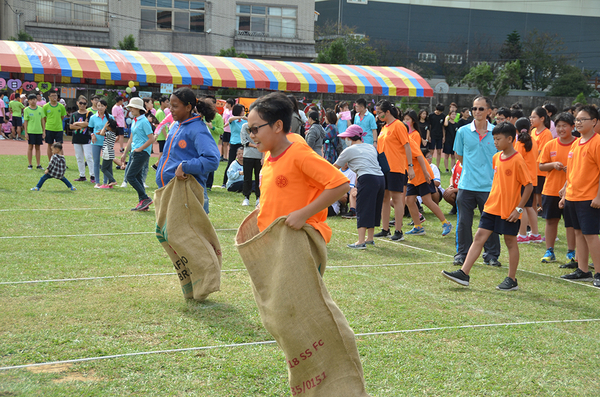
[0,153,599,396]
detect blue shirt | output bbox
[353,112,377,144]
[453,120,497,192]
[131,115,153,155]
[229,119,246,145]
[226,159,244,188]
[88,113,112,146]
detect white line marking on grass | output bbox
[0,229,238,239]
[1,318,598,371]
[0,208,107,212]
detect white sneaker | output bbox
[255,198,260,207]
[0,135,5,140]
[120,181,128,188]
[144,183,149,188]
[242,198,250,206]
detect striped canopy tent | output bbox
[0,40,433,97]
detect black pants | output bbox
[206,171,214,189]
[243,157,262,199]
[101,159,116,184]
[222,143,243,185]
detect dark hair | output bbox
[579,105,600,121]
[196,98,217,122]
[461,107,470,116]
[449,102,458,109]
[418,109,428,121]
[543,102,557,117]
[249,92,293,133]
[48,91,57,96]
[533,106,550,129]
[159,96,169,104]
[511,108,524,119]
[232,103,245,117]
[98,99,108,107]
[492,121,516,139]
[143,97,153,108]
[52,142,63,150]
[376,100,400,119]
[421,147,430,157]
[555,112,575,126]
[337,101,349,112]
[308,110,320,123]
[226,98,236,107]
[91,95,100,100]
[435,103,445,112]
[27,94,37,100]
[106,118,118,132]
[510,102,522,110]
[404,109,420,135]
[356,98,367,108]
[205,95,217,104]
[497,107,511,119]
[115,96,123,103]
[172,87,197,113]
[326,110,337,125]
[286,94,300,114]
[473,96,492,109]
[514,117,533,152]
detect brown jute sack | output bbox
[154,177,222,301]
[236,210,370,397]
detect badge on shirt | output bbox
[275,175,288,188]
[550,151,557,157]
[568,152,573,158]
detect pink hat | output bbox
[338,124,366,139]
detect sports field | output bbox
[0,153,598,396]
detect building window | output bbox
[347,0,368,4]
[236,4,297,38]
[36,0,108,26]
[444,54,463,64]
[418,52,437,63]
[141,0,205,32]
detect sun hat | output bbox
[338,124,366,139]
[125,97,145,110]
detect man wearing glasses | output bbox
[452,96,501,267]
[69,96,95,182]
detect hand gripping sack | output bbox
[154,177,222,301]
[236,210,370,397]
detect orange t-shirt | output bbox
[408,129,421,148]
[484,151,533,220]
[514,139,538,187]
[565,133,600,201]
[257,142,349,243]
[408,139,434,186]
[377,119,409,173]
[532,128,552,177]
[538,137,576,197]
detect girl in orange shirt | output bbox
[403,109,422,148]
[530,106,553,213]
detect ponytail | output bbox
[515,117,532,152]
[376,100,400,119]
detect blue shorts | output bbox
[406,181,436,197]
[479,211,520,236]
[384,171,407,193]
[563,200,600,235]
[542,195,562,220]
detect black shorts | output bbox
[563,200,600,235]
[45,130,63,144]
[542,195,562,220]
[116,127,124,136]
[222,132,231,143]
[406,181,436,197]
[521,185,534,208]
[28,134,43,145]
[534,175,545,194]
[12,117,22,128]
[157,140,166,152]
[356,174,385,229]
[479,211,520,236]
[443,138,455,155]
[429,138,443,150]
[384,171,407,193]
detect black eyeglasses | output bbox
[471,107,486,112]
[249,122,269,134]
[79,102,87,105]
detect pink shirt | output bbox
[112,104,125,128]
[223,108,232,133]
[2,123,11,134]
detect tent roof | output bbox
[0,41,433,97]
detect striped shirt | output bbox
[102,130,116,160]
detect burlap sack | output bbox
[154,177,222,301]
[236,210,370,396]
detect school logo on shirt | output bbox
[505,169,513,177]
[178,140,187,149]
[568,152,573,158]
[275,175,288,188]
[550,151,557,157]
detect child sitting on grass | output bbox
[98,118,118,188]
[31,143,76,191]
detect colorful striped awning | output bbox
[0,41,433,97]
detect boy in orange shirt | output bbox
[248,92,349,243]
[559,106,600,287]
[442,122,533,291]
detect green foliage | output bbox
[493,61,522,102]
[117,34,138,51]
[315,23,378,65]
[522,30,571,91]
[315,38,348,64]
[8,30,34,41]
[462,62,494,96]
[217,47,248,58]
[548,65,593,97]
[573,92,588,105]
[398,97,421,112]
[499,30,523,62]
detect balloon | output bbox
[131,86,136,92]
[126,87,132,93]
[35,87,40,91]
[126,118,132,125]
[118,91,121,95]
[128,81,135,88]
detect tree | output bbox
[522,30,571,91]
[118,35,138,51]
[217,47,247,58]
[315,39,348,64]
[547,65,593,97]
[314,22,378,65]
[573,92,588,105]
[9,30,33,41]
[492,61,522,102]
[462,62,494,96]
[499,31,525,89]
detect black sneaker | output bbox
[342,209,357,219]
[449,207,457,216]
[90,176,96,183]
[484,258,502,267]
[374,229,391,238]
[409,213,426,226]
[559,260,578,269]
[137,198,153,211]
[27,165,33,170]
[390,230,404,241]
[442,269,470,286]
[36,165,43,170]
[561,268,593,281]
[453,257,464,266]
[389,219,395,227]
[594,273,600,288]
[152,163,158,170]
[497,277,519,291]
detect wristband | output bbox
[408,164,414,167]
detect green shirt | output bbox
[87,107,98,115]
[155,108,167,141]
[23,106,46,134]
[43,102,67,131]
[9,100,25,117]
[208,113,224,144]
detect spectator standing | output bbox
[112,96,126,153]
[240,122,262,207]
[353,98,378,146]
[428,103,446,168]
[43,91,67,160]
[69,96,94,182]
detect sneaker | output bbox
[541,249,556,263]
[137,198,153,211]
[99,185,113,189]
[120,182,128,188]
[144,183,149,188]
[517,234,529,244]
[74,177,87,182]
[70,187,77,191]
[484,258,502,267]
[342,209,357,219]
[131,200,144,211]
[406,226,426,235]
[441,269,470,286]
[374,229,391,238]
[365,240,375,246]
[390,230,404,241]
[442,222,452,236]
[152,163,158,170]
[36,165,43,170]
[497,277,519,291]
[347,242,367,250]
[27,165,33,170]
[561,268,593,281]
[94,184,102,189]
[389,219,395,227]
[453,257,464,266]
[242,198,250,206]
[409,213,426,226]
[30,187,39,191]
[0,135,5,140]
[529,234,544,243]
[221,184,226,189]
[255,198,260,207]
[449,207,457,216]
[594,273,600,288]
[90,176,96,183]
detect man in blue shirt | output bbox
[353,98,378,146]
[453,96,501,267]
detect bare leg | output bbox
[406,195,421,226]
[381,190,392,230]
[519,209,530,236]
[505,234,519,280]
[391,191,406,231]
[566,227,576,251]
[27,144,33,166]
[443,153,449,171]
[574,229,589,272]
[366,228,375,241]
[583,234,600,270]
[422,194,446,222]
[545,218,559,249]
[526,207,539,235]
[357,227,366,244]
[35,145,41,166]
[47,144,53,161]
[461,228,494,275]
